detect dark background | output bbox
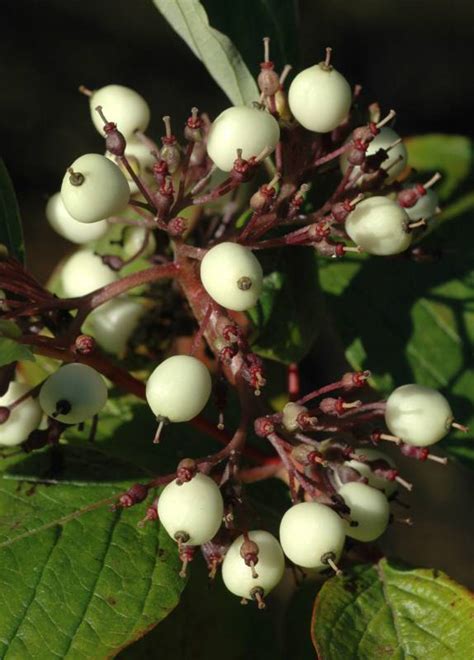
[0,0,473,630]
[1,0,474,280]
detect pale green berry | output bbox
[279,502,345,570]
[146,355,212,423]
[157,472,224,545]
[60,249,117,298]
[90,84,150,139]
[222,530,285,600]
[340,127,408,184]
[200,242,263,311]
[385,384,453,447]
[339,481,390,542]
[288,62,352,133]
[345,448,397,497]
[61,154,130,223]
[404,188,439,221]
[0,382,42,447]
[345,196,412,255]
[39,363,108,424]
[46,192,108,244]
[87,298,146,355]
[207,106,280,172]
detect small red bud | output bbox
[73,334,96,356]
[176,458,198,484]
[254,417,274,437]
[118,483,149,508]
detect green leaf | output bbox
[0,159,25,263]
[312,558,474,659]
[406,134,472,200]
[0,337,35,367]
[152,0,259,105]
[0,444,185,659]
[249,247,324,364]
[203,0,300,72]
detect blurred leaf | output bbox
[120,550,280,660]
[153,0,259,105]
[0,337,35,367]
[204,0,300,72]
[0,159,25,264]
[312,558,474,659]
[249,248,324,364]
[406,134,472,200]
[0,445,185,659]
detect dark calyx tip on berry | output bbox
[237,276,252,291]
[68,168,85,187]
[321,551,343,576]
[53,399,72,417]
[250,586,266,610]
[176,458,198,485]
[240,539,260,578]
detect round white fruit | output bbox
[345,448,397,497]
[200,242,263,311]
[146,355,212,422]
[288,63,352,133]
[345,196,412,255]
[222,530,285,599]
[279,502,345,570]
[207,106,280,172]
[385,384,453,447]
[340,127,408,184]
[39,363,108,424]
[61,153,130,223]
[87,298,146,355]
[339,481,390,542]
[157,472,223,545]
[60,249,117,298]
[0,382,43,447]
[122,226,156,259]
[46,193,109,244]
[89,84,150,139]
[282,402,307,432]
[404,188,439,222]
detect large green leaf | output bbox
[0,443,185,660]
[312,558,474,659]
[249,248,324,364]
[0,159,25,264]
[152,0,259,105]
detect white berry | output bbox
[200,242,263,311]
[207,106,280,172]
[288,62,352,133]
[339,482,390,542]
[385,384,453,447]
[0,382,42,447]
[90,84,150,139]
[404,188,439,221]
[282,402,307,432]
[60,249,117,298]
[122,226,156,259]
[87,298,146,355]
[157,472,223,545]
[61,154,129,223]
[279,502,345,570]
[345,196,412,255]
[146,355,212,423]
[345,448,397,497]
[222,530,285,600]
[39,363,108,424]
[46,193,109,244]
[340,127,408,184]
